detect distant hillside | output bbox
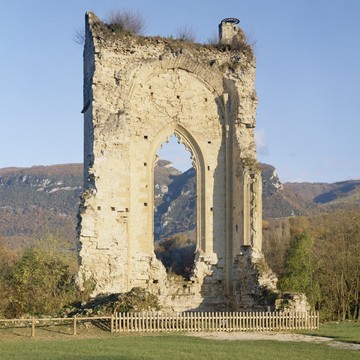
[261,163,360,218]
[154,160,196,240]
[260,163,298,218]
[154,159,182,209]
[0,164,83,249]
[0,164,82,213]
[1,162,359,250]
[284,180,360,209]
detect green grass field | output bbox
[0,322,359,360]
[300,322,360,343]
[0,334,358,360]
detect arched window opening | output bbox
[154,134,197,280]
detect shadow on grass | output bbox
[298,322,360,344]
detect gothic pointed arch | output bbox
[147,123,207,252]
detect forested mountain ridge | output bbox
[154,160,196,240]
[0,164,82,212]
[261,163,360,217]
[1,162,359,249]
[0,164,83,249]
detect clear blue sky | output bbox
[1,0,359,183]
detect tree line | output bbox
[0,209,359,320]
[273,209,360,321]
[0,236,90,318]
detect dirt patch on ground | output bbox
[188,332,360,351]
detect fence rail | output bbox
[114,311,319,333]
[0,316,111,337]
[0,311,319,337]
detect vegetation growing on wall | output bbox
[105,9,146,35]
[174,25,197,42]
[82,8,254,60]
[71,287,160,316]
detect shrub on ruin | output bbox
[71,288,160,316]
[105,9,146,35]
[175,25,197,42]
[206,32,219,45]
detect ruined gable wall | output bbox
[78,13,269,310]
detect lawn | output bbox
[300,321,360,344]
[0,333,359,360]
[0,321,359,360]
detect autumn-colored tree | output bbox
[311,209,360,320]
[289,216,310,237]
[277,210,360,320]
[0,245,22,317]
[4,247,77,317]
[262,218,291,275]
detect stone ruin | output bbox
[77,13,278,311]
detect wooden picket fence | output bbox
[0,311,319,337]
[114,311,319,333]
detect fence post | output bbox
[31,317,35,337]
[73,315,77,336]
[316,311,320,330]
[111,314,114,333]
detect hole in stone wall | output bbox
[154,134,197,281]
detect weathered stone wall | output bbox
[78,13,276,311]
